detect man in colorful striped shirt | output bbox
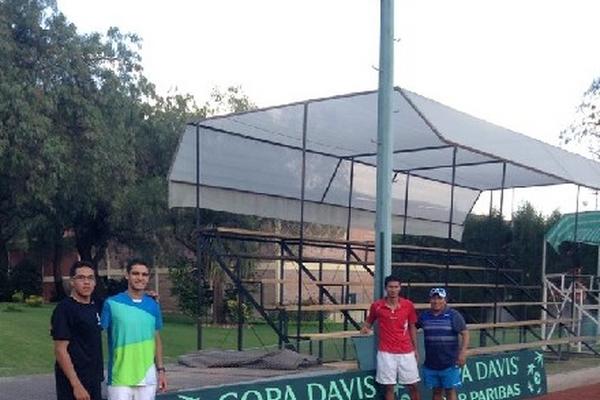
[417,287,469,400]
[101,259,167,400]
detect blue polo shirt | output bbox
[417,307,466,370]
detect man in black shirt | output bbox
[51,261,103,400]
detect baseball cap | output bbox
[429,287,447,298]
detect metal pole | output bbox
[237,259,243,351]
[445,147,457,287]
[343,159,355,360]
[374,0,394,364]
[571,186,581,338]
[296,102,309,350]
[494,162,507,326]
[195,124,203,350]
[318,261,324,359]
[541,241,548,340]
[499,163,506,219]
[596,246,600,339]
[374,0,394,297]
[402,172,410,237]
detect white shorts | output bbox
[376,351,420,385]
[107,385,157,400]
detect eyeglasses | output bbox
[429,287,447,298]
[73,275,96,282]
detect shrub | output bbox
[25,295,43,307]
[10,259,41,297]
[225,299,253,324]
[11,291,24,303]
[169,261,212,317]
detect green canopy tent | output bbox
[545,211,600,253]
[542,211,600,342]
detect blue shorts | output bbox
[422,366,462,389]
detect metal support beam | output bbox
[296,102,309,350]
[494,162,507,327]
[403,172,410,237]
[571,185,581,334]
[320,158,343,203]
[374,0,394,298]
[445,147,458,287]
[343,159,355,360]
[195,124,203,350]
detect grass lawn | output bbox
[3,302,597,377]
[0,303,346,377]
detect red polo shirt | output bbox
[366,297,417,354]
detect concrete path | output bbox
[0,363,337,400]
[2,362,600,400]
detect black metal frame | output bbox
[185,86,597,357]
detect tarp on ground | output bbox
[169,88,600,239]
[545,211,600,252]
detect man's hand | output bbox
[147,290,160,301]
[158,370,168,392]
[457,350,467,367]
[360,326,371,335]
[73,383,91,400]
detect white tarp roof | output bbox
[168,88,600,239]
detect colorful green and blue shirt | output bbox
[101,292,163,386]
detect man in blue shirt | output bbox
[417,288,469,400]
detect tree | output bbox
[0,0,199,298]
[560,78,600,157]
[509,203,546,284]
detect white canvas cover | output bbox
[168,88,600,239]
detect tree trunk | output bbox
[0,239,10,301]
[52,232,66,301]
[212,274,226,324]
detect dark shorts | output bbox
[55,370,102,400]
[422,365,462,390]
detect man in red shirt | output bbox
[361,275,421,400]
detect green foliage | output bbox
[168,261,211,317]
[102,277,128,297]
[0,261,9,301]
[9,259,41,297]
[560,78,600,157]
[463,210,512,254]
[2,304,22,312]
[25,294,43,307]
[225,299,253,324]
[11,291,24,303]
[0,1,259,310]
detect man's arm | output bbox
[155,332,167,392]
[360,321,372,334]
[409,323,419,362]
[457,329,469,366]
[361,303,377,334]
[54,341,90,400]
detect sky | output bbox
[56,0,600,217]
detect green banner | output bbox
[158,350,546,400]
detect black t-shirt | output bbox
[51,297,103,399]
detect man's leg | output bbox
[405,383,421,400]
[444,388,458,400]
[432,387,444,400]
[383,384,395,400]
[397,352,421,400]
[107,386,134,400]
[132,385,156,400]
[376,352,397,400]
